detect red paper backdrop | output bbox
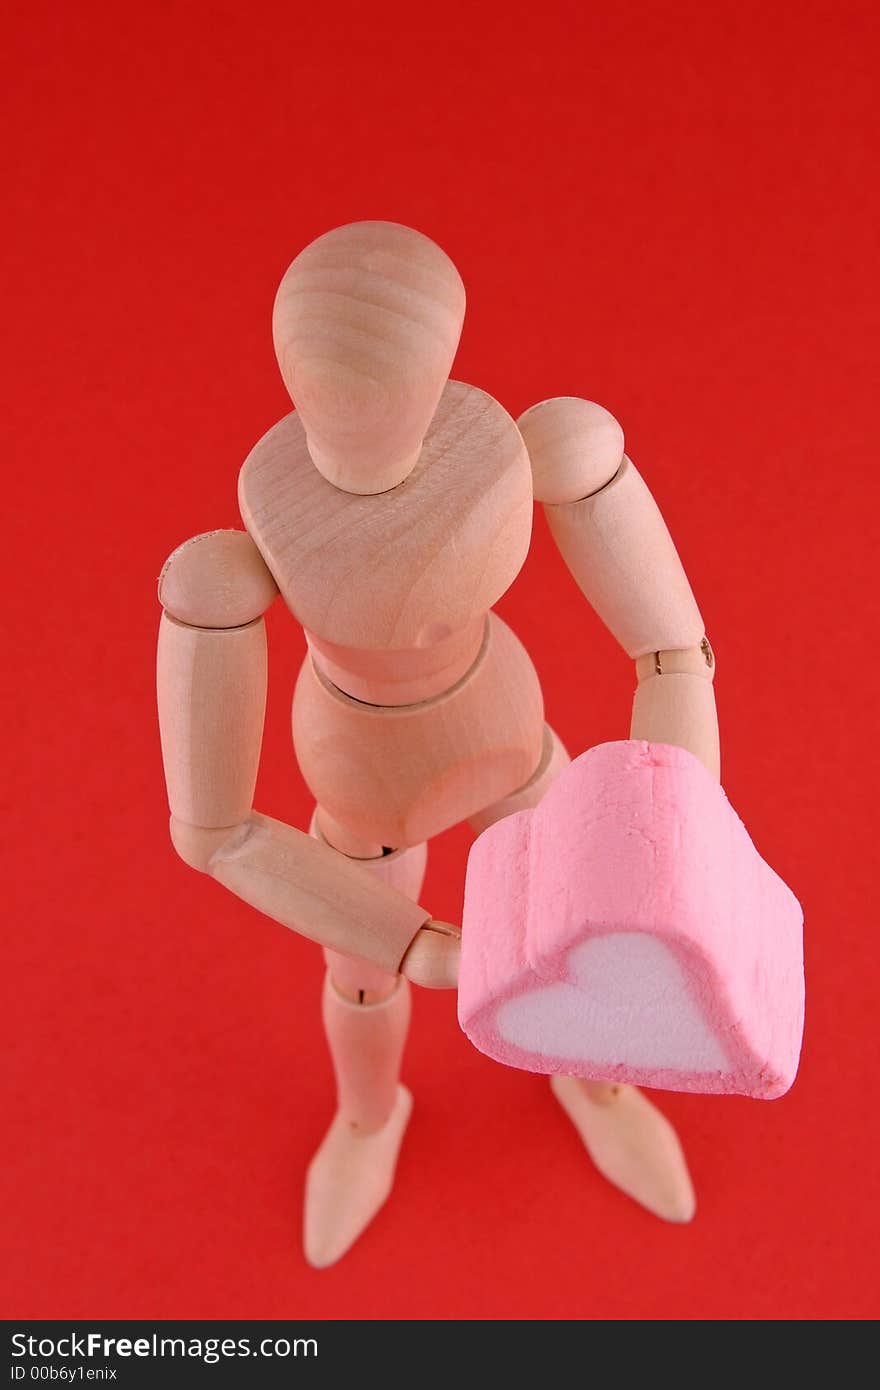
[3,0,877,1321]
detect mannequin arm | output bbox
[156,529,458,987]
[518,398,719,778]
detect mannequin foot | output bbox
[303,1084,413,1268]
[550,1074,696,1223]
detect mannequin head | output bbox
[273,221,465,495]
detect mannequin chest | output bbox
[238,380,534,666]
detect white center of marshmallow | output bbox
[495,931,732,1073]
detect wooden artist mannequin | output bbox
[158,221,719,1267]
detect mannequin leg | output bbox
[303,811,427,1267]
[470,725,695,1223]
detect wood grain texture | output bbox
[399,921,461,990]
[322,974,411,1130]
[306,616,485,706]
[518,397,625,504]
[291,613,545,848]
[158,529,278,627]
[303,1083,413,1269]
[238,380,533,655]
[551,1075,695,1223]
[469,724,570,834]
[208,811,431,974]
[169,818,239,872]
[313,808,387,861]
[544,456,705,657]
[156,613,267,826]
[311,807,428,999]
[272,220,466,494]
[631,671,720,779]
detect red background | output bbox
[4,0,877,1321]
